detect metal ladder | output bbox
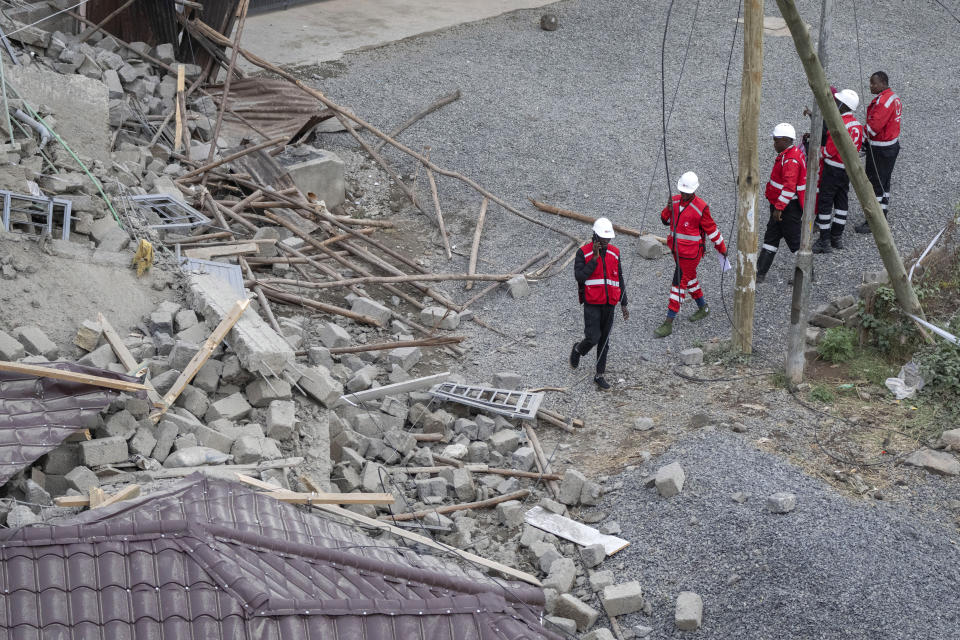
[428,383,544,420]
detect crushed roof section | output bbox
[0,362,133,486]
[0,475,562,640]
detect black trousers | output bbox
[865,141,899,215]
[762,200,803,254]
[577,303,616,374]
[816,164,850,239]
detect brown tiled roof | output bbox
[0,362,133,486]
[0,475,563,640]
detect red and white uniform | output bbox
[866,88,901,146]
[821,113,864,169]
[765,145,807,210]
[660,195,726,314]
[578,242,622,306]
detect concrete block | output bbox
[98,409,137,440]
[152,43,176,64]
[601,581,644,616]
[193,359,222,394]
[167,340,200,371]
[205,392,252,422]
[266,400,297,440]
[173,434,197,451]
[680,347,704,366]
[245,377,292,407]
[14,326,58,359]
[6,504,40,528]
[361,461,387,493]
[351,297,392,326]
[675,591,703,631]
[415,477,447,500]
[449,467,475,501]
[467,441,489,463]
[79,436,128,466]
[583,630,616,640]
[102,68,123,99]
[546,617,578,636]
[308,346,334,369]
[186,273,293,376]
[151,369,181,395]
[554,594,599,632]
[317,321,351,348]
[637,234,669,259]
[191,423,235,454]
[580,543,606,568]
[231,435,280,464]
[489,429,521,455]
[0,329,25,360]
[174,384,209,419]
[74,320,102,352]
[387,346,421,371]
[152,420,179,462]
[580,480,602,506]
[379,395,408,420]
[76,343,118,370]
[42,443,81,475]
[419,306,459,330]
[511,446,536,471]
[543,557,576,593]
[767,492,798,513]
[298,365,343,407]
[64,466,99,493]
[492,371,522,390]
[495,500,525,528]
[507,274,530,298]
[285,150,345,209]
[128,425,158,457]
[655,462,686,498]
[97,227,131,253]
[559,469,586,505]
[346,365,380,393]
[589,570,615,592]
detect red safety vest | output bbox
[660,195,726,259]
[822,113,864,169]
[765,145,807,209]
[866,88,901,146]
[579,242,622,305]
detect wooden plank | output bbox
[150,298,250,421]
[337,372,450,407]
[258,491,395,505]
[524,423,562,501]
[174,64,185,152]
[529,198,642,237]
[183,241,261,260]
[381,490,528,522]
[0,361,148,392]
[53,495,90,507]
[412,433,444,442]
[87,487,105,508]
[98,313,162,406]
[315,502,541,586]
[55,484,142,508]
[465,197,488,290]
[95,484,141,509]
[116,457,303,482]
[523,506,630,556]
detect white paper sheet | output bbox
[717,254,732,272]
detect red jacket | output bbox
[660,195,726,259]
[575,242,624,305]
[821,113,864,169]
[866,88,901,146]
[765,145,807,210]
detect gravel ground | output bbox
[597,429,960,639]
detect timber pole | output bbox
[732,0,764,354]
[775,0,925,325]
[786,0,832,384]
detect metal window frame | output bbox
[0,189,73,240]
[429,383,544,420]
[129,194,211,230]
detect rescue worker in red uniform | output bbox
[570,217,629,391]
[813,88,864,253]
[856,71,901,234]
[654,171,727,338]
[757,123,807,283]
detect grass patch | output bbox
[809,384,836,403]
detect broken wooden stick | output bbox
[240,256,282,334]
[177,136,287,181]
[256,285,386,327]
[0,361,147,393]
[252,272,512,290]
[382,489,529,522]
[389,465,562,481]
[374,88,462,152]
[524,423,562,501]
[458,250,549,312]
[424,146,453,259]
[258,490,395,505]
[174,64,185,152]
[529,198,642,237]
[150,298,250,421]
[55,484,141,508]
[466,197,488,290]
[183,241,261,260]
[98,313,162,405]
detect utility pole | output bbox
[732,0,764,354]
[776,0,925,324]
[786,0,832,383]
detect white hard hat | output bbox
[592,217,615,239]
[772,122,796,139]
[677,171,699,194]
[835,89,859,111]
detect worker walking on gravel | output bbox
[570,217,629,391]
[855,71,902,234]
[813,88,864,253]
[654,171,727,338]
[757,123,807,283]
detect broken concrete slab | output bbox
[904,448,960,476]
[14,326,59,359]
[285,150,345,209]
[186,273,293,377]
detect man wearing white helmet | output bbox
[757,123,807,283]
[570,217,629,391]
[654,171,727,338]
[813,88,864,254]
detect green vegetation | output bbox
[817,327,856,363]
[809,384,836,404]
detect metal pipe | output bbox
[14,108,51,149]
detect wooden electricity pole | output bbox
[732,0,764,354]
[786,0,832,383]
[776,0,925,328]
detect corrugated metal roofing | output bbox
[0,362,132,486]
[0,475,563,640]
[205,77,334,142]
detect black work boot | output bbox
[854,220,872,234]
[831,235,844,250]
[594,375,611,391]
[812,233,832,254]
[569,343,581,369]
[756,248,776,283]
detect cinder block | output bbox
[601,581,643,616]
[14,326,58,359]
[205,392,252,422]
[79,436,128,466]
[286,150,345,209]
[245,377,292,407]
[266,400,297,440]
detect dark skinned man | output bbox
[758,122,807,283]
[856,71,902,234]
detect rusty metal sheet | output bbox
[87,0,179,48]
[0,362,139,486]
[206,77,334,143]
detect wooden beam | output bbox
[337,372,450,406]
[259,490,395,505]
[55,484,141,508]
[524,423,562,501]
[98,313,162,405]
[382,490,529,522]
[425,149,452,259]
[97,484,141,508]
[174,64,185,153]
[88,487,105,508]
[315,502,541,586]
[0,361,147,392]
[465,198,488,290]
[529,198,642,237]
[183,241,260,260]
[150,298,250,421]
[177,137,287,181]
